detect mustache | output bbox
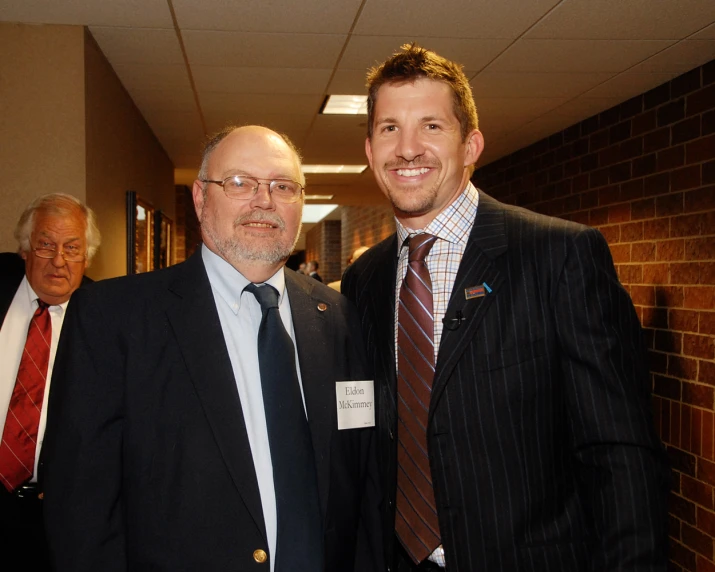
[385,158,440,169]
[233,210,286,230]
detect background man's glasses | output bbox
[201,175,304,204]
[32,247,86,263]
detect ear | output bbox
[365,137,374,170]
[463,129,484,167]
[20,250,28,261]
[192,180,205,220]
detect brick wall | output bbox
[305,219,342,283]
[340,204,396,273]
[473,60,715,570]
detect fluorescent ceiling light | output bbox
[302,164,367,174]
[302,204,338,223]
[305,194,334,200]
[321,95,367,115]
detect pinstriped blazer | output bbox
[342,192,670,572]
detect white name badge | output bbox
[335,380,375,430]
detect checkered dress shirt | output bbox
[395,183,480,364]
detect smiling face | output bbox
[366,78,483,229]
[21,210,88,305]
[192,126,304,282]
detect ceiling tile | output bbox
[488,39,677,73]
[583,72,678,99]
[327,69,369,95]
[130,88,197,114]
[629,40,715,73]
[172,0,362,33]
[471,71,616,99]
[199,93,322,116]
[192,66,332,95]
[692,23,715,40]
[340,35,512,74]
[89,27,183,64]
[183,30,346,68]
[353,0,560,39]
[0,0,172,27]
[526,0,715,40]
[110,63,191,92]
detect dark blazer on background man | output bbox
[0,253,28,324]
[342,192,670,572]
[42,250,381,572]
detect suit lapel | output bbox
[430,193,508,419]
[165,251,266,537]
[285,271,335,519]
[367,237,399,414]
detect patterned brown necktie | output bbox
[0,300,51,492]
[396,233,441,563]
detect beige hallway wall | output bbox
[0,23,85,252]
[84,30,174,279]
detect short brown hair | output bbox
[366,43,478,141]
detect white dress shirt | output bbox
[0,276,68,481]
[202,245,306,572]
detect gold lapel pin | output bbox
[317,303,328,312]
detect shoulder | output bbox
[0,252,25,276]
[75,257,200,310]
[477,192,599,252]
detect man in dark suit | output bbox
[308,260,323,282]
[0,193,100,570]
[342,44,670,572]
[43,125,381,572]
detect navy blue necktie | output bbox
[244,283,323,572]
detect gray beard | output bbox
[201,212,301,266]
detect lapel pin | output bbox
[317,303,328,312]
[465,285,485,300]
[465,282,492,300]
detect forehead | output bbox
[210,129,301,177]
[32,210,86,242]
[374,78,455,114]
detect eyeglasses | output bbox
[201,175,304,204]
[32,246,86,263]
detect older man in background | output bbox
[0,193,100,570]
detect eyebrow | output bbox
[223,169,298,181]
[375,114,447,125]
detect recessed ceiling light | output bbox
[320,95,368,115]
[302,165,367,174]
[304,195,334,200]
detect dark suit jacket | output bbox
[0,253,26,326]
[342,192,670,572]
[42,250,382,571]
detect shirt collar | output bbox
[396,182,480,252]
[201,244,286,315]
[20,275,70,312]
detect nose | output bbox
[394,126,425,163]
[249,182,276,209]
[50,251,68,267]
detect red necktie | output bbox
[396,234,441,563]
[0,300,51,492]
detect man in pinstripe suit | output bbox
[341,44,670,572]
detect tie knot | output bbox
[408,234,437,263]
[36,300,50,312]
[245,283,280,311]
